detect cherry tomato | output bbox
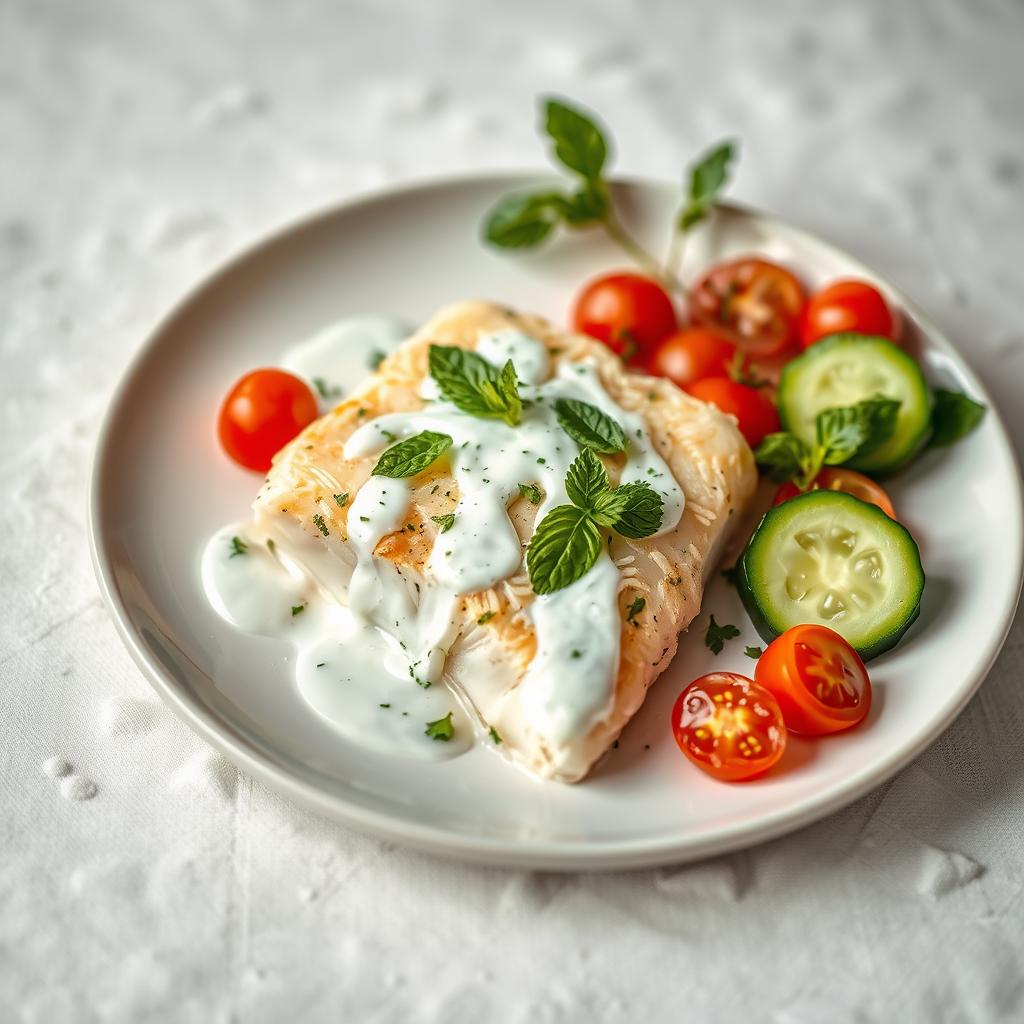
[800,279,901,348]
[218,368,318,472]
[691,257,806,357]
[772,467,897,519]
[571,272,678,364]
[755,624,872,735]
[686,377,780,447]
[646,326,737,389]
[671,672,787,782]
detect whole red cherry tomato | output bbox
[571,272,678,364]
[800,279,901,348]
[218,368,318,472]
[646,326,737,389]
[686,376,780,447]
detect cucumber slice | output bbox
[778,333,931,475]
[738,490,924,660]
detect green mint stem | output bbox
[602,214,683,294]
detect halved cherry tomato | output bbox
[772,467,897,519]
[218,368,318,473]
[691,257,806,357]
[646,326,737,389]
[672,672,787,782]
[686,376,780,448]
[800,279,901,348]
[572,272,678,364]
[755,625,872,735]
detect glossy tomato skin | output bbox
[773,467,897,519]
[572,272,678,363]
[755,624,872,735]
[801,279,900,348]
[672,672,787,782]
[686,377,780,448]
[218,368,318,473]
[646,326,737,389]
[691,257,806,357]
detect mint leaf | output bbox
[430,513,456,533]
[626,596,645,624]
[929,389,986,447]
[818,395,901,464]
[816,406,871,465]
[372,430,452,478]
[754,433,814,483]
[425,712,454,742]
[562,183,608,225]
[483,191,566,249]
[518,482,542,505]
[526,504,602,595]
[744,645,763,660]
[678,139,737,231]
[564,448,609,510]
[705,615,740,655]
[555,398,627,454]
[428,345,522,426]
[543,97,608,181]
[603,481,664,539]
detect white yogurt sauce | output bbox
[202,524,470,760]
[281,315,409,411]
[342,329,684,748]
[204,321,684,763]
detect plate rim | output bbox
[88,171,1024,870]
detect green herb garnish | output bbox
[228,536,248,558]
[312,513,330,537]
[705,615,740,655]
[929,389,986,447]
[332,492,349,508]
[554,397,626,454]
[518,482,542,505]
[312,376,341,401]
[477,610,496,625]
[425,712,454,742]
[626,596,645,624]
[291,604,305,616]
[744,645,763,660]
[482,97,736,290]
[372,430,453,478]
[527,449,663,595]
[368,349,387,371]
[428,345,522,426]
[489,725,502,744]
[754,395,901,488]
[431,512,456,533]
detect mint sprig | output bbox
[527,449,664,595]
[372,430,452,479]
[755,395,901,488]
[482,97,737,294]
[555,398,626,454]
[428,345,522,427]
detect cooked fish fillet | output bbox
[253,301,757,782]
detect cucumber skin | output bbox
[778,333,932,477]
[736,492,925,661]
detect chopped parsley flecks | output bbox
[425,712,454,742]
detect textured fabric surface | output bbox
[2,1,1024,1020]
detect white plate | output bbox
[89,175,1023,870]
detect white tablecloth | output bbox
[3,1,1024,1020]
